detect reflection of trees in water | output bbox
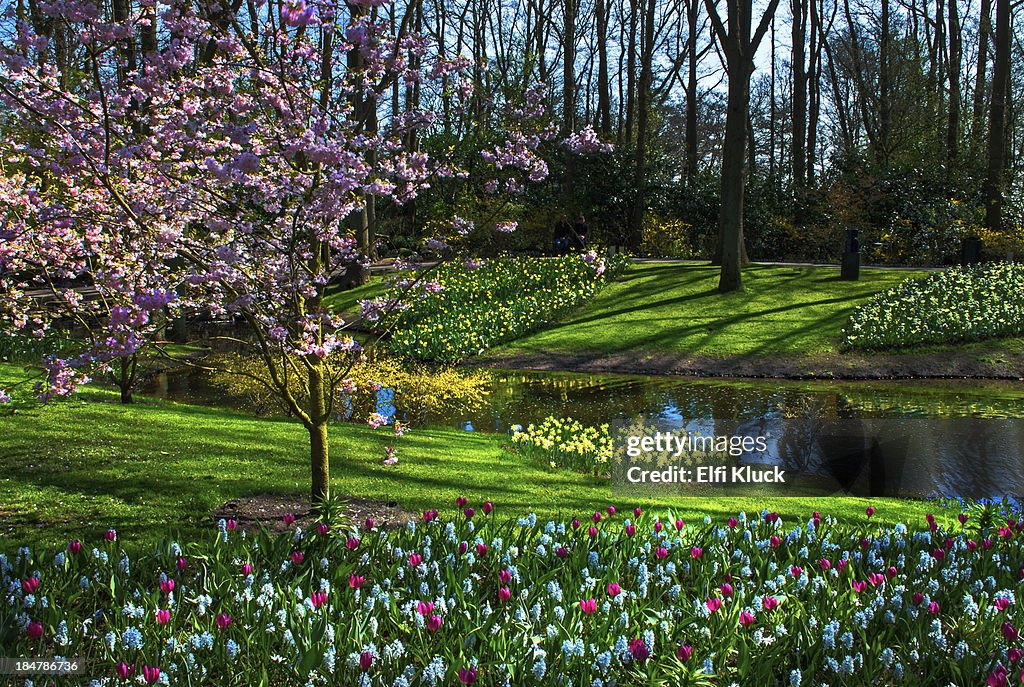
[929,421,1024,499]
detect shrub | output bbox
[373,254,629,363]
[209,355,490,424]
[3,501,1024,685]
[842,263,1024,350]
[639,215,696,258]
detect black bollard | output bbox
[961,236,983,265]
[841,227,860,281]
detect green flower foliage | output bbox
[842,263,1024,350]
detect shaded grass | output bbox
[0,363,941,552]
[491,263,918,357]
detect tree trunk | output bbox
[629,0,656,246]
[971,0,991,156]
[946,0,961,166]
[595,0,612,135]
[308,420,330,503]
[685,0,699,186]
[791,0,807,190]
[562,0,576,134]
[718,57,750,292]
[984,0,1009,231]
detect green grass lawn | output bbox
[0,362,944,553]
[491,262,920,357]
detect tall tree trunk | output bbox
[596,0,612,135]
[984,0,1009,231]
[971,0,991,156]
[685,0,699,186]
[629,0,656,245]
[791,0,807,190]
[563,0,577,134]
[718,64,751,292]
[625,0,637,142]
[946,0,961,166]
[806,0,822,185]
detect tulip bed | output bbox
[4,500,1024,686]
[374,254,630,363]
[842,262,1024,350]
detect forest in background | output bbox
[4,0,1023,270]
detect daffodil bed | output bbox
[509,416,614,475]
[369,254,630,363]
[842,263,1024,350]
[4,499,1024,686]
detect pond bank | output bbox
[477,342,1024,380]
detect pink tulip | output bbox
[677,644,693,661]
[346,537,359,550]
[225,519,237,531]
[868,572,886,587]
[913,592,925,605]
[456,496,468,507]
[607,506,616,516]
[291,550,304,565]
[155,609,171,624]
[476,543,488,556]
[928,601,941,615]
[763,596,779,611]
[655,547,669,560]
[764,512,779,523]
[216,613,232,629]
[887,566,898,578]
[116,662,134,679]
[418,601,435,616]
[349,574,366,589]
[409,553,422,567]
[310,591,328,608]
[770,535,781,548]
[720,582,733,598]
[579,598,597,614]
[691,546,703,558]
[629,637,650,661]
[818,559,831,570]
[458,667,478,685]
[241,563,253,576]
[727,517,738,528]
[160,578,175,595]
[996,597,1013,611]
[592,512,602,523]
[556,547,569,558]
[458,542,469,555]
[104,529,117,542]
[22,577,40,594]
[498,587,511,603]
[1003,621,1019,642]
[142,665,161,684]
[317,523,329,536]
[282,513,296,526]
[653,521,663,533]
[464,508,475,520]
[588,526,598,538]
[634,508,643,518]
[837,559,849,571]
[359,651,373,671]
[790,566,803,577]
[852,580,868,593]
[958,513,968,524]
[1010,648,1023,664]
[625,524,636,537]
[483,502,493,514]
[176,557,187,571]
[968,540,979,551]
[675,519,685,531]
[27,621,43,640]
[865,506,875,517]
[364,517,375,530]
[739,611,755,627]
[572,518,581,530]
[427,615,443,632]
[706,597,722,613]
[68,540,81,554]
[498,570,512,584]
[988,663,1009,687]
[607,583,621,597]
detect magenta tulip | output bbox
[155,609,171,624]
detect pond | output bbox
[141,367,1024,429]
